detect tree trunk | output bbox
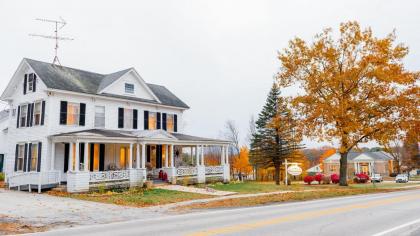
[339,152,348,186]
[274,164,280,185]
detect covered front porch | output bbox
[50,129,230,192]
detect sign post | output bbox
[284,159,302,185]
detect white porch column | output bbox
[75,141,80,172]
[141,143,146,168]
[136,143,140,169]
[128,143,133,169]
[165,145,169,168]
[200,145,204,166]
[221,146,225,165]
[84,142,89,171]
[68,142,74,172]
[196,145,200,166]
[170,144,174,167]
[354,162,358,174]
[369,162,373,175]
[223,145,230,183]
[50,142,55,171]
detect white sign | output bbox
[287,165,302,176]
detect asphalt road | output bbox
[34,189,420,236]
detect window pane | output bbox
[125,83,134,94]
[30,144,38,171]
[149,112,156,130]
[124,109,133,129]
[167,114,174,132]
[67,103,80,125]
[20,105,27,127]
[34,102,41,125]
[95,106,105,128]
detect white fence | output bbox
[205,166,224,175]
[89,170,129,183]
[176,166,198,177]
[8,171,61,193]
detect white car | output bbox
[371,174,383,182]
[395,174,409,183]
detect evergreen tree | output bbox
[250,83,301,185]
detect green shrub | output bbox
[0,173,4,182]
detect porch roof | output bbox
[50,129,230,145]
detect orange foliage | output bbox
[232,146,253,176]
[319,149,336,172]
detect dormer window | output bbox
[125,83,134,94]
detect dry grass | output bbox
[173,187,396,212]
[0,215,48,235]
[49,188,212,207]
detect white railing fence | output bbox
[176,166,198,177]
[89,170,129,183]
[205,166,224,175]
[8,171,61,193]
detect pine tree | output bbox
[250,83,301,185]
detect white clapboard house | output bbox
[0,58,230,192]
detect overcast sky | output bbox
[0,0,419,148]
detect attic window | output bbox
[125,83,134,94]
[27,73,35,92]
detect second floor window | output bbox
[20,104,28,127]
[60,101,86,126]
[125,83,134,94]
[95,106,105,128]
[118,107,138,129]
[166,114,174,132]
[33,101,42,126]
[148,112,157,130]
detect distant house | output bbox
[323,151,394,177]
[306,164,322,175]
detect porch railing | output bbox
[176,166,198,177]
[205,166,224,175]
[8,171,61,192]
[89,170,129,183]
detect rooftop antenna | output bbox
[29,17,74,65]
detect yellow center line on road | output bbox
[187,194,420,236]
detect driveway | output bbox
[0,189,163,229]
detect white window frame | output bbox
[95,105,105,128]
[166,114,174,132]
[123,108,133,129]
[20,104,28,128]
[66,102,80,126]
[125,83,134,94]
[33,101,42,126]
[30,143,38,172]
[27,73,35,92]
[16,144,25,172]
[148,112,157,130]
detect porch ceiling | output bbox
[50,128,231,145]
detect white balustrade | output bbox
[205,166,224,175]
[176,166,198,177]
[89,170,129,183]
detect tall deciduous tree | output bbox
[276,21,419,185]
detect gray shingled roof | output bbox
[325,151,393,162]
[25,58,189,109]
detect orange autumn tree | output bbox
[276,21,419,186]
[232,146,253,180]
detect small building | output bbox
[306,164,322,175]
[323,151,394,177]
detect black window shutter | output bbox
[79,143,84,165]
[162,113,167,131]
[133,109,138,129]
[23,144,28,172]
[33,74,37,92]
[146,145,151,163]
[60,101,68,125]
[27,143,32,171]
[157,112,161,129]
[26,104,32,127]
[23,74,27,95]
[99,144,105,171]
[144,111,149,130]
[14,144,19,171]
[118,108,124,128]
[90,143,94,171]
[174,114,178,132]
[41,101,46,125]
[16,106,20,128]
[79,103,86,126]
[37,142,42,172]
[64,143,69,172]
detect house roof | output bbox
[51,129,229,144]
[324,151,393,162]
[24,58,189,109]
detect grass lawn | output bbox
[49,188,212,207]
[350,182,420,189]
[207,181,309,194]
